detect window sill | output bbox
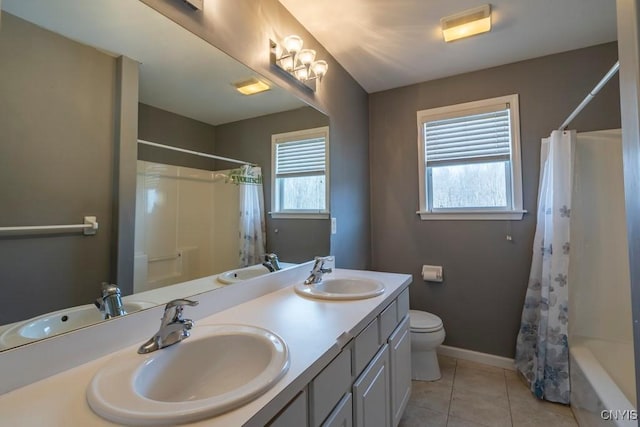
[417,210,527,221]
[270,212,330,220]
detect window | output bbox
[271,126,329,218]
[417,94,524,220]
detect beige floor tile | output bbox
[510,394,577,426]
[505,371,536,402]
[505,372,574,419]
[504,369,522,381]
[447,415,490,427]
[449,389,512,427]
[410,379,454,413]
[439,367,456,386]
[399,404,448,427]
[456,359,506,377]
[452,387,510,410]
[453,366,508,399]
[399,357,578,427]
[438,355,457,370]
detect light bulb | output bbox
[298,49,316,66]
[311,60,328,78]
[280,56,294,71]
[283,35,303,54]
[295,67,309,81]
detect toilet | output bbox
[410,310,446,381]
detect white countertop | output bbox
[0,268,411,426]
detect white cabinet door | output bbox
[389,316,411,427]
[353,344,390,427]
[322,393,353,427]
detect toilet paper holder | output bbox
[422,265,443,282]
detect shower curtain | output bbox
[233,165,266,267]
[515,130,575,404]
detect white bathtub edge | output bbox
[571,345,636,427]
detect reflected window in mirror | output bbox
[271,127,330,219]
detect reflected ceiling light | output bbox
[233,78,271,95]
[270,35,328,91]
[441,4,492,42]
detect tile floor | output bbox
[399,356,578,427]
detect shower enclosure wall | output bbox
[569,129,636,425]
[133,161,240,292]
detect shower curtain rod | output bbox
[558,61,620,131]
[137,139,258,166]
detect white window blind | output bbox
[424,108,511,166]
[416,94,524,220]
[275,137,326,176]
[271,126,330,218]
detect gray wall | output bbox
[138,103,216,170]
[369,42,621,357]
[0,13,116,324]
[141,0,371,270]
[215,107,331,262]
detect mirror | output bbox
[0,0,329,351]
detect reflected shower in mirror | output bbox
[0,0,329,351]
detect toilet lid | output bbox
[409,310,443,332]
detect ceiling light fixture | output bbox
[270,35,328,91]
[441,4,492,42]
[233,78,271,95]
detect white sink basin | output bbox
[217,265,271,284]
[294,277,385,300]
[87,324,289,426]
[0,301,154,348]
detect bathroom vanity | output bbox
[0,264,411,426]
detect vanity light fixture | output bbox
[441,4,492,42]
[182,0,204,11]
[270,35,328,91]
[234,77,271,95]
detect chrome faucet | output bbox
[94,283,126,319]
[262,253,282,272]
[304,256,333,285]
[138,299,199,354]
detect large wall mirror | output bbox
[0,0,330,351]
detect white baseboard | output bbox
[437,345,516,371]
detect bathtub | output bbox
[571,341,636,427]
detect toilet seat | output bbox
[409,310,443,332]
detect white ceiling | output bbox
[2,0,308,126]
[279,0,618,93]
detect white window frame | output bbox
[271,126,330,219]
[416,94,525,220]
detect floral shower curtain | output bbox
[232,165,266,267]
[515,130,575,404]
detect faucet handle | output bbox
[100,282,121,297]
[163,299,198,323]
[165,299,199,310]
[313,256,334,272]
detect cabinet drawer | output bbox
[322,393,353,427]
[379,300,398,344]
[396,287,410,322]
[268,389,308,427]
[310,348,352,427]
[353,317,380,377]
